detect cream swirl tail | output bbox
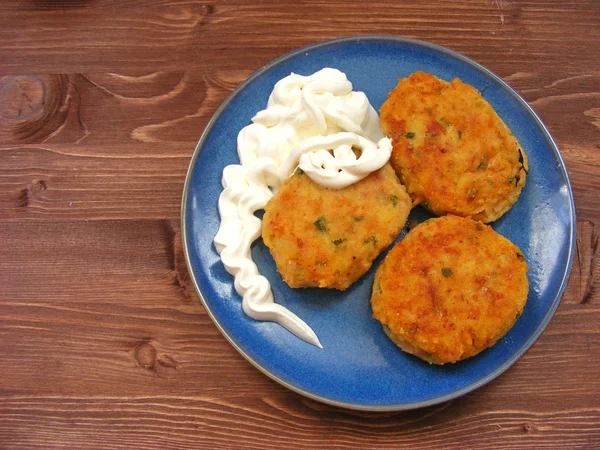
[214,163,323,348]
[213,68,391,348]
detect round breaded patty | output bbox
[379,71,528,223]
[262,164,411,290]
[371,215,528,364]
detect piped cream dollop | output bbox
[214,68,392,348]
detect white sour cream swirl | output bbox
[214,68,392,348]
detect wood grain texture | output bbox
[0,0,599,448]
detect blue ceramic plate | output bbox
[182,36,575,410]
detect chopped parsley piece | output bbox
[390,194,399,206]
[314,217,327,232]
[374,280,382,294]
[477,156,489,171]
[364,235,377,245]
[333,238,346,246]
[441,267,453,277]
[405,132,415,139]
[422,352,434,363]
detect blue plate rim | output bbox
[181,35,576,411]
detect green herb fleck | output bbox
[508,176,515,184]
[374,280,383,294]
[422,352,435,363]
[333,238,346,246]
[441,267,453,278]
[314,217,327,232]
[405,132,415,139]
[476,156,489,171]
[390,194,399,206]
[364,235,377,245]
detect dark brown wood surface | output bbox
[1,0,599,448]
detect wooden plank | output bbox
[0,72,236,147]
[0,1,598,74]
[0,396,599,449]
[0,70,597,149]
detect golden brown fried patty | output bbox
[371,215,528,364]
[379,71,528,223]
[262,164,411,290]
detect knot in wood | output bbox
[200,4,214,15]
[18,179,48,208]
[30,179,48,194]
[0,74,70,144]
[134,341,157,370]
[0,75,45,120]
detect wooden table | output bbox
[1,1,599,448]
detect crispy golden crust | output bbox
[371,215,528,364]
[379,71,528,223]
[262,164,411,290]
